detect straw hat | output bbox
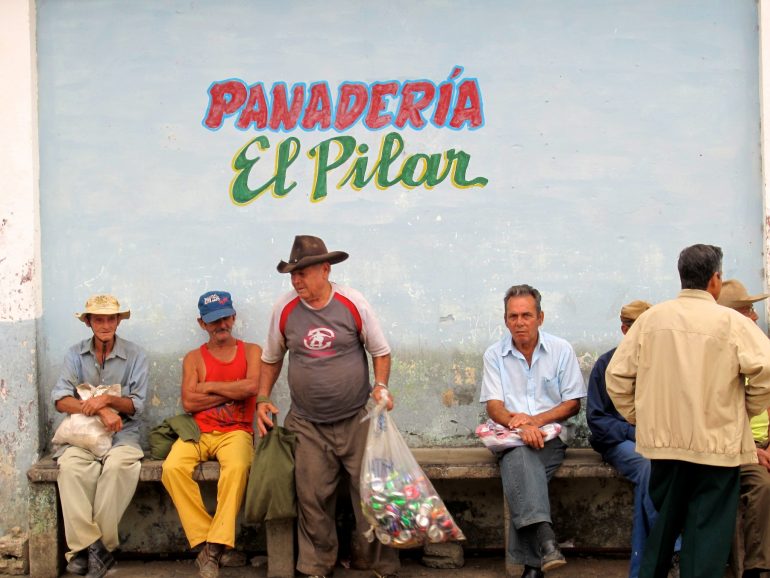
[75,294,131,322]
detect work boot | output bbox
[85,539,115,578]
[196,542,224,578]
[521,566,545,578]
[65,550,88,575]
[219,548,247,567]
[540,539,566,572]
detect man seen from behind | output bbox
[606,244,770,578]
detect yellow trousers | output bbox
[57,444,143,560]
[161,430,252,548]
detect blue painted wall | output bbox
[35,0,763,447]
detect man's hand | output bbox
[516,423,546,449]
[757,447,770,472]
[508,412,536,429]
[372,385,394,411]
[256,401,279,437]
[98,409,123,433]
[81,395,110,416]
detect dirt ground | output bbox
[73,552,631,578]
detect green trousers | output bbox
[640,459,739,578]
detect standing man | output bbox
[587,300,665,578]
[161,291,260,578]
[257,235,400,578]
[51,294,148,578]
[480,284,586,578]
[606,244,770,578]
[717,278,770,578]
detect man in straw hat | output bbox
[50,294,148,578]
[588,300,682,578]
[718,279,770,578]
[161,291,261,578]
[607,245,770,578]
[257,235,399,578]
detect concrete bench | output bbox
[27,447,624,578]
[27,457,294,578]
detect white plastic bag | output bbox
[360,395,465,548]
[52,383,121,457]
[475,419,562,453]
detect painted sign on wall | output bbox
[202,67,488,203]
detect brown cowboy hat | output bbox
[75,294,131,322]
[277,235,349,273]
[717,279,769,309]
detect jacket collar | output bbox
[678,288,717,303]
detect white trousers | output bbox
[56,444,143,560]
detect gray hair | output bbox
[504,284,542,314]
[678,244,723,290]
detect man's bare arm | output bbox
[371,353,393,410]
[181,351,229,413]
[256,359,284,436]
[55,395,128,433]
[487,399,580,450]
[198,344,261,400]
[510,399,581,428]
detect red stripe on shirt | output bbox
[279,296,302,336]
[333,292,363,334]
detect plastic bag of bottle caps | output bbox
[360,394,465,548]
[475,419,562,453]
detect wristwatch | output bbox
[374,382,389,389]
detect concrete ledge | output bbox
[27,447,619,578]
[27,457,293,578]
[412,447,618,479]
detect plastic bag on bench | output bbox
[51,383,121,457]
[475,418,561,453]
[360,394,465,548]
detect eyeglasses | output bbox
[736,305,756,316]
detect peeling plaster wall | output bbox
[0,0,40,536]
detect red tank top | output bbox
[193,340,256,434]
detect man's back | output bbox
[607,289,770,467]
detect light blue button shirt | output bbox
[51,335,149,450]
[480,329,586,439]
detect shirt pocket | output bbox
[541,375,562,402]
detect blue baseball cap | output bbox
[198,291,236,323]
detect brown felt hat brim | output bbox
[277,251,349,273]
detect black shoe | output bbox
[85,539,115,578]
[540,539,566,572]
[521,566,545,578]
[66,550,88,575]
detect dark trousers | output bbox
[640,460,740,578]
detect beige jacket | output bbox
[606,289,770,467]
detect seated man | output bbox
[480,284,585,578]
[161,291,261,578]
[718,279,770,578]
[587,300,660,578]
[51,294,148,578]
